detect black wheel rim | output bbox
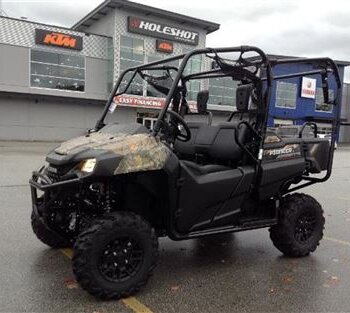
[294,213,317,244]
[98,236,144,282]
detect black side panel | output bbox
[304,139,330,173]
[259,158,305,199]
[175,165,254,233]
[209,167,255,228]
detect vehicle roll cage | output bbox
[95,46,341,192]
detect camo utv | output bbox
[30,46,341,299]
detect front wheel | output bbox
[269,193,325,257]
[72,211,158,299]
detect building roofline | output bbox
[0,15,112,39]
[71,0,220,34]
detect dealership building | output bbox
[0,0,349,141]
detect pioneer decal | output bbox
[263,144,301,161]
[128,16,199,46]
[35,29,83,50]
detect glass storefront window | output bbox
[275,81,297,109]
[30,49,85,92]
[182,48,202,101]
[315,88,334,112]
[120,36,145,96]
[208,77,238,106]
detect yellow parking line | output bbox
[122,297,154,313]
[59,248,154,313]
[337,196,350,201]
[60,248,73,259]
[324,236,350,247]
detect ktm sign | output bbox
[35,29,83,50]
[156,40,173,54]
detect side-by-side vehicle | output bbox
[30,46,341,299]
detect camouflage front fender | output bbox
[55,133,171,175]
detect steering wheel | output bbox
[165,110,191,142]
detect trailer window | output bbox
[275,81,297,109]
[315,88,334,112]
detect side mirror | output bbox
[197,90,209,114]
[236,84,252,112]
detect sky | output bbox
[1,0,350,80]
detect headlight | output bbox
[80,158,97,173]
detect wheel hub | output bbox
[99,237,144,282]
[294,213,317,243]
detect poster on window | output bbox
[301,77,316,99]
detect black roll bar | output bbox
[153,45,273,136]
[270,57,342,192]
[95,54,186,130]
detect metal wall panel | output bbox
[0,17,112,60]
[112,9,207,81]
[0,95,104,141]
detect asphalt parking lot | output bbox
[1,141,350,313]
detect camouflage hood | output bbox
[55,132,171,175]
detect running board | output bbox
[186,218,277,239]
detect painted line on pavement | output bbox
[60,248,155,313]
[122,297,154,313]
[337,196,350,201]
[324,236,350,247]
[0,184,28,188]
[60,248,73,259]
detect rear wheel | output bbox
[269,193,325,257]
[72,211,158,299]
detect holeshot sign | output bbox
[128,16,199,46]
[301,77,317,99]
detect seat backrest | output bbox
[175,121,250,162]
[195,122,248,161]
[174,121,204,157]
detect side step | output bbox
[186,218,277,239]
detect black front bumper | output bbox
[29,167,80,217]
[30,167,78,243]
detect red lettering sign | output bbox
[156,40,173,54]
[35,29,83,51]
[113,95,197,112]
[43,33,77,48]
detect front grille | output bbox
[47,170,60,182]
[46,164,76,182]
